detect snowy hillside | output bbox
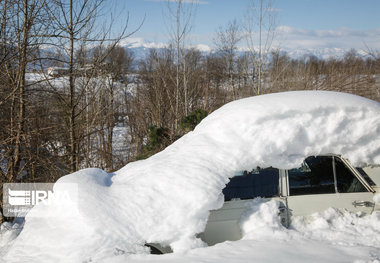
[1,91,380,262]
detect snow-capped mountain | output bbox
[121,37,367,61]
[285,47,369,60]
[119,37,212,60]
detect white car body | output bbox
[200,154,379,245]
[149,154,379,252]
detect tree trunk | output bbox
[11,0,29,181]
[69,0,78,172]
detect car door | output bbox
[285,155,375,217]
[200,167,281,246]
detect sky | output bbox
[107,0,380,54]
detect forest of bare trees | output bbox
[1,0,379,222]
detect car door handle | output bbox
[352,201,375,207]
[279,206,292,213]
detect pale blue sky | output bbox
[108,0,380,52]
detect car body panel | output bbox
[286,192,375,216]
[200,197,287,245]
[201,155,379,247]
[150,156,379,253]
[199,199,252,245]
[363,166,380,189]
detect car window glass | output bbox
[223,167,279,201]
[289,156,335,196]
[335,158,367,193]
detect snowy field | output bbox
[1,91,380,262]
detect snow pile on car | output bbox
[3,91,380,262]
[101,199,380,263]
[240,199,287,240]
[240,198,380,247]
[205,198,380,263]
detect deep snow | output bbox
[105,199,380,263]
[1,91,380,262]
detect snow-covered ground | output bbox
[108,200,380,263]
[1,91,380,262]
[2,200,380,262]
[112,123,134,165]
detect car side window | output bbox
[223,167,279,201]
[335,158,367,193]
[289,156,368,196]
[288,156,335,196]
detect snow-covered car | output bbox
[3,91,380,261]
[200,154,380,246]
[148,154,380,252]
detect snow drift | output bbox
[3,91,380,262]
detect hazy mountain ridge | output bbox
[121,37,367,61]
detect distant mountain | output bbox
[285,47,367,60]
[39,37,367,69]
[120,37,213,60]
[120,37,367,62]
[118,38,166,60]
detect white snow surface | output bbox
[109,200,380,263]
[2,91,380,262]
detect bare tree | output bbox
[214,19,243,100]
[44,0,135,172]
[0,0,55,222]
[267,49,291,92]
[97,45,133,171]
[0,0,48,181]
[244,0,277,95]
[165,0,196,135]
